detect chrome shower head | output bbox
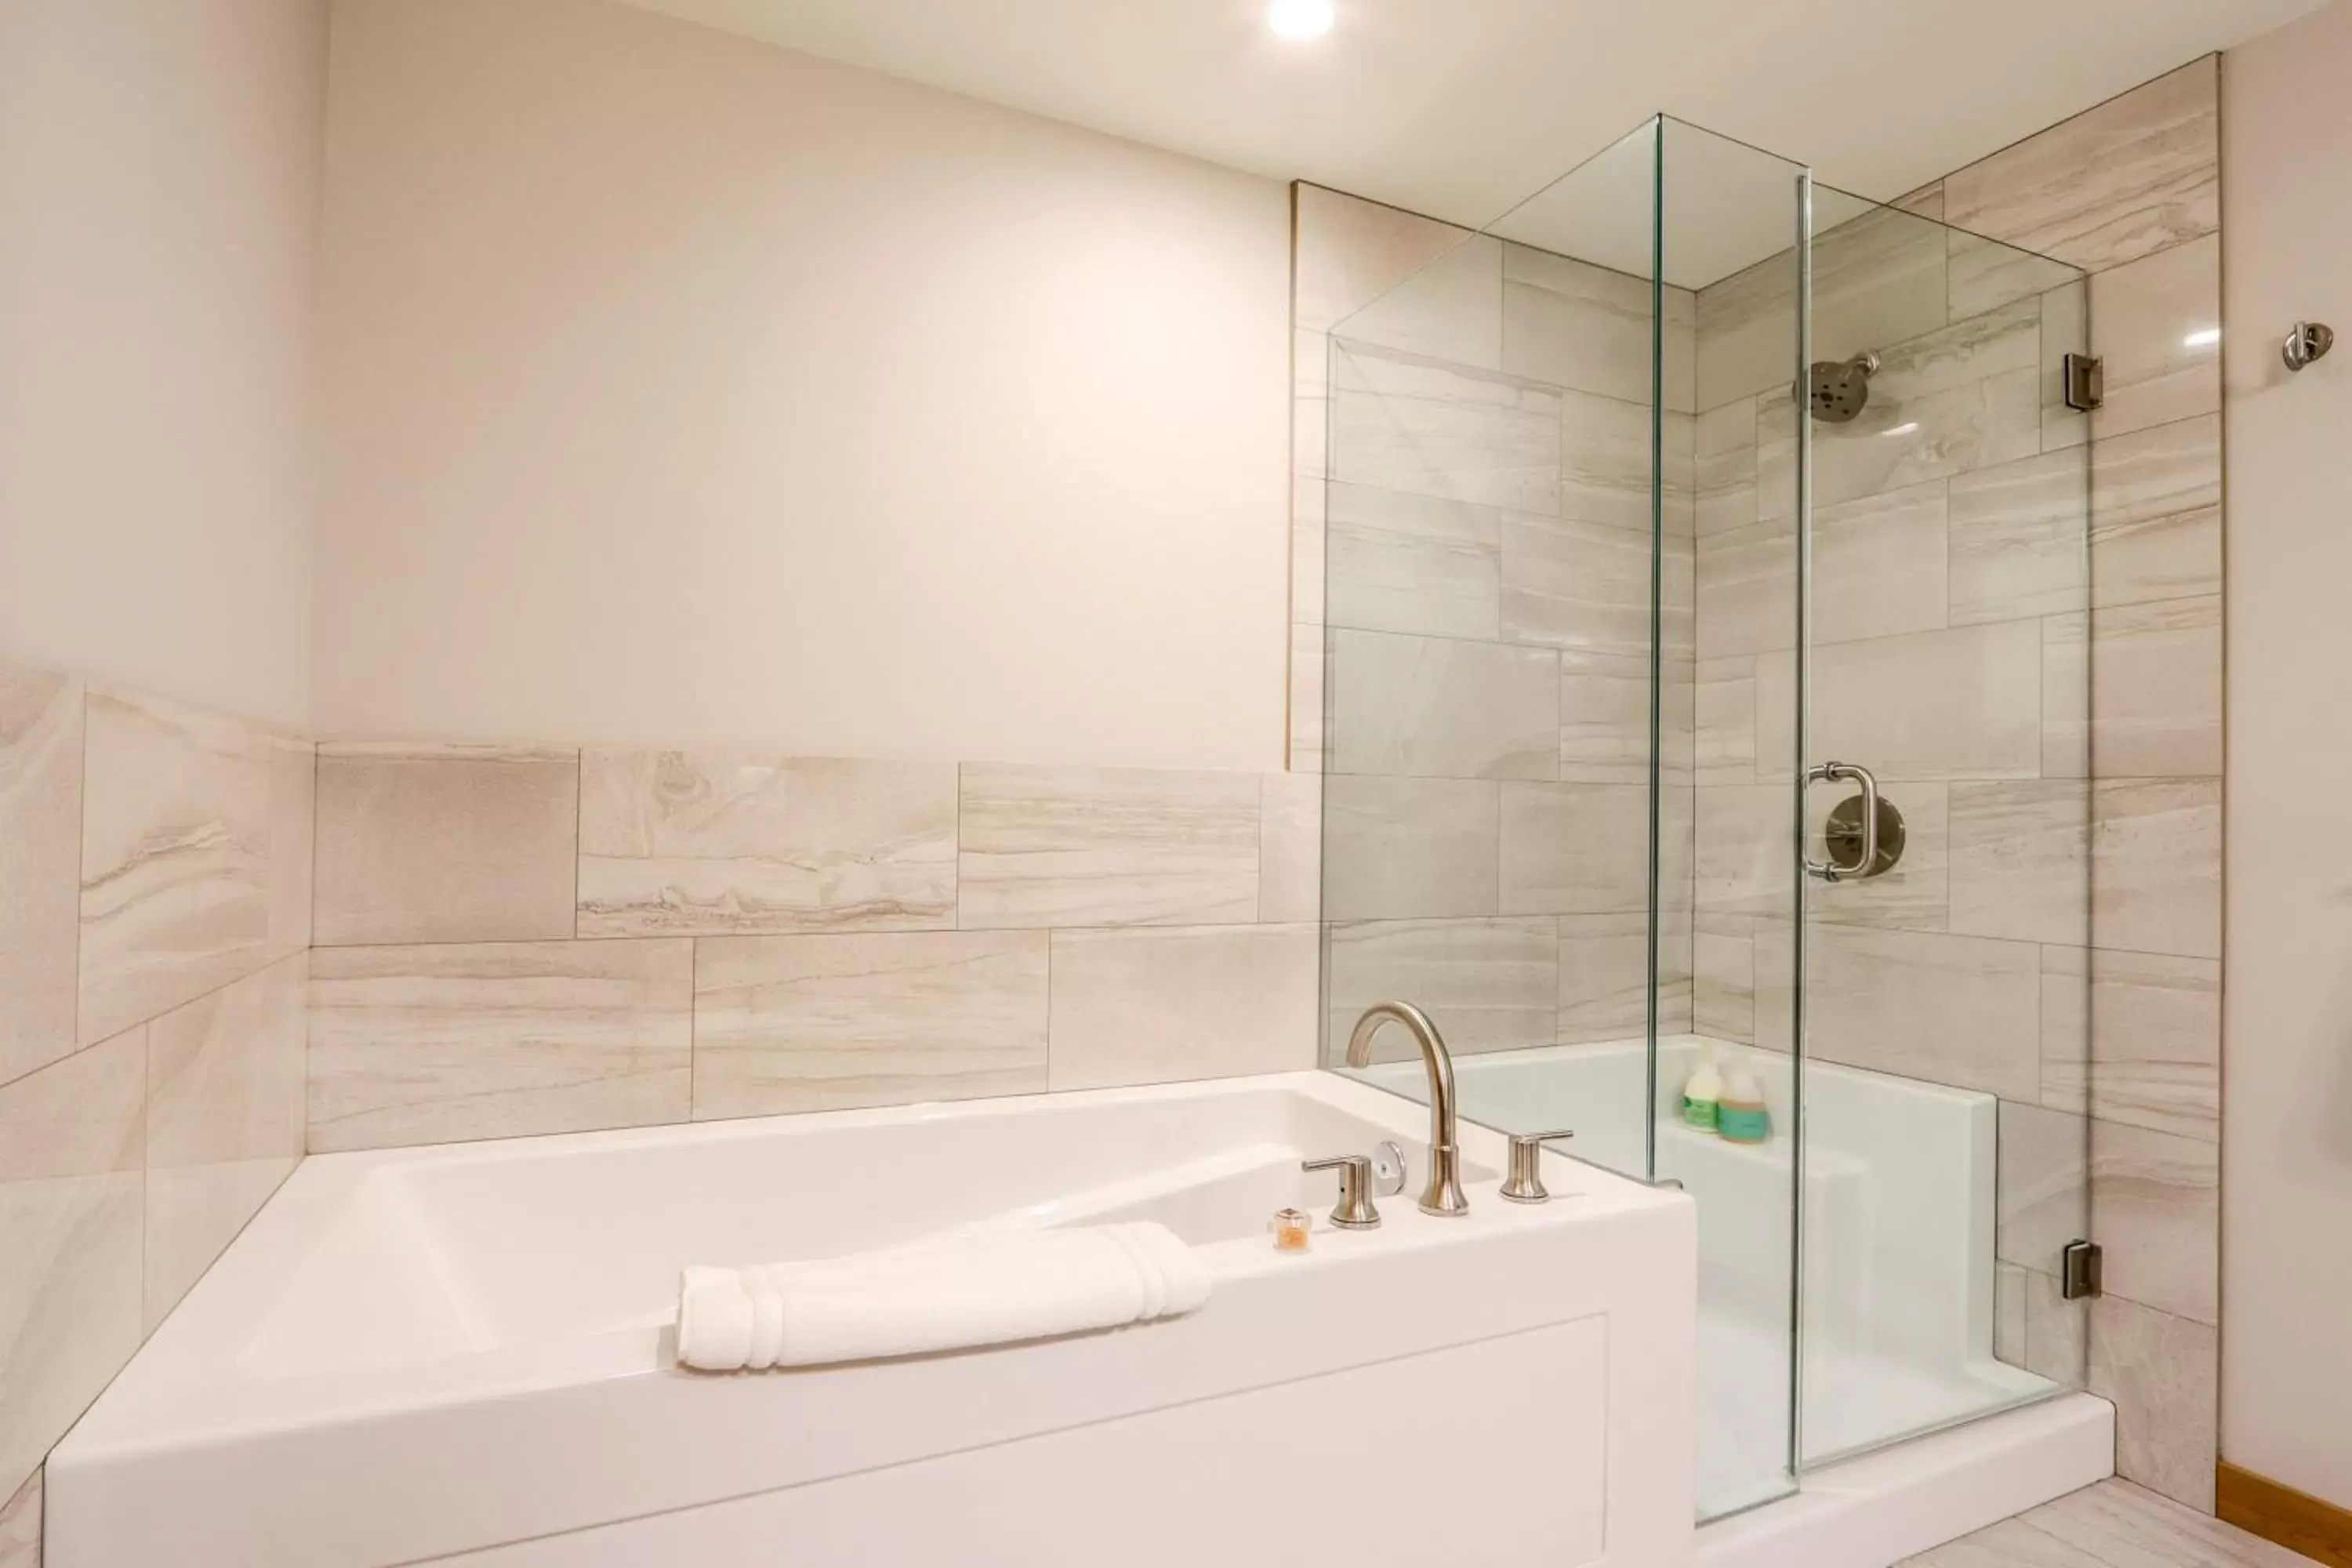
[1807,351,1880,423]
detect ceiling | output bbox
[612,0,2321,239]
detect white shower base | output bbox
[1699,1302,2056,1519]
[1359,1034,2082,1526]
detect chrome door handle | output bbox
[1803,760,1878,883]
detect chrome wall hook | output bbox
[2284,321,2334,372]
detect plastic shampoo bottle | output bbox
[1682,1043,1722,1131]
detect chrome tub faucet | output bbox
[1344,1001,1468,1217]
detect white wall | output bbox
[314,0,1293,770]
[2220,0,2352,1512]
[0,0,328,727]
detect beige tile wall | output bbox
[1933,56,2225,1512]
[1294,183,1697,1061]
[303,749,1321,1152]
[3,688,1323,1552]
[0,656,314,1535]
[1690,57,2226,1509]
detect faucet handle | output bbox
[1500,1129,1575,1204]
[1302,1155,1381,1229]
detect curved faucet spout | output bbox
[1345,1001,1468,1217]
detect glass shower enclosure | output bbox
[1316,115,2094,1522]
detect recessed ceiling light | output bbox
[1268,0,1334,40]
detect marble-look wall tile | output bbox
[1559,652,1653,786]
[1997,1098,2090,1276]
[1501,514,1688,658]
[1948,782,2091,946]
[1802,304,2044,508]
[1557,390,1686,533]
[307,940,692,1152]
[1326,917,1556,1058]
[1320,775,1497,920]
[267,740,315,960]
[1294,378,1330,484]
[2088,414,2223,609]
[1330,343,1559,513]
[78,688,274,1047]
[692,931,1047,1120]
[0,1029,143,1505]
[1750,916,1797,1054]
[1497,782,1650,916]
[1334,233,1504,371]
[1807,926,2042,1101]
[0,1467,35,1568]
[1947,448,2091,626]
[576,752,956,937]
[1812,480,1950,644]
[956,764,1260,930]
[1657,653,1698,790]
[1809,779,1951,933]
[1942,58,2218,274]
[1329,630,1559,781]
[1288,620,1325,775]
[2091,779,2221,960]
[1695,658,1756,785]
[1813,202,1951,368]
[1695,397,1759,538]
[2087,234,2221,440]
[2042,613,2089,779]
[2090,1294,2218,1511]
[1559,911,1686,1044]
[1257,772,1321,924]
[1660,288,1698,422]
[1695,247,1798,412]
[2039,946,2219,1141]
[1323,481,1502,641]
[1693,921,1755,1041]
[1290,470,1327,626]
[142,953,305,1331]
[1695,515,1796,659]
[2089,596,2223,778]
[1947,230,2082,320]
[314,746,579,947]
[1048,924,1318,1091]
[1695,785,1790,920]
[2090,1117,2218,1325]
[1895,183,1945,222]
[1499,243,1654,405]
[1805,620,2045,782]
[0,666,83,1089]
[1293,183,1472,337]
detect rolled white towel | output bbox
[677,1221,1211,1372]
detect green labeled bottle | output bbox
[1681,1041,1722,1131]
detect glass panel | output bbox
[1661,114,1812,1523]
[1791,185,2093,1469]
[1319,118,1666,1194]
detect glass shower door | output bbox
[1788,188,2095,1468]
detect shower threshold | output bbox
[1697,1392,2114,1568]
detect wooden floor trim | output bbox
[2219,1461,2352,1568]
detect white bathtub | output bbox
[48,1072,1696,1568]
[1358,1036,2056,1517]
